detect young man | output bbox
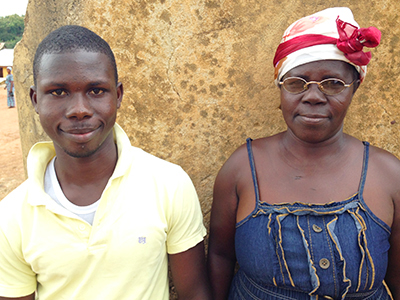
[0,25,211,300]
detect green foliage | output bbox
[0,14,24,49]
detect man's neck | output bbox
[52,137,118,206]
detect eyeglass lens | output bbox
[282,78,346,95]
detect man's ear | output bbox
[30,86,39,114]
[116,82,123,109]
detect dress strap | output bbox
[246,138,261,203]
[358,141,370,196]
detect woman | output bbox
[208,7,400,300]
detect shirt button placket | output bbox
[311,224,330,269]
[77,223,90,242]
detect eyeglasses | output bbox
[279,77,358,96]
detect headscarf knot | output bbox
[336,17,381,66]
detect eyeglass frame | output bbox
[278,76,359,96]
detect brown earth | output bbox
[0,85,25,200]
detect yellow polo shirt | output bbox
[0,124,206,299]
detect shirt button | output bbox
[319,258,330,269]
[79,224,86,231]
[312,224,323,233]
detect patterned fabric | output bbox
[228,139,393,300]
[273,7,381,85]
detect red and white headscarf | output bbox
[273,7,381,85]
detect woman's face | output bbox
[280,60,359,144]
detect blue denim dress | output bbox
[229,139,393,300]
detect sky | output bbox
[0,0,29,17]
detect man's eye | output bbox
[90,88,105,95]
[50,89,67,96]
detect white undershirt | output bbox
[44,157,99,225]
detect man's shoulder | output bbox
[1,180,29,203]
[126,146,192,186]
[130,146,184,172]
[0,180,30,223]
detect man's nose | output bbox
[65,94,93,119]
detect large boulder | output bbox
[14,0,400,230]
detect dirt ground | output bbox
[0,85,25,200]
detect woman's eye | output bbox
[90,88,105,95]
[50,89,67,96]
[325,79,343,87]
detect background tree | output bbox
[0,14,24,49]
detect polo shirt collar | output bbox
[27,123,133,207]
[111,123,134,179]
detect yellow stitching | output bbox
[275,234,285,285]
[259,193,358,207]
[355,209,375,289]
[324,217,338,297]
[267,213,272,235]
[382,280,394,300]
[271,206,353,215]
[358,202,367,211]
[348,210,365,292]
[297,215,320,295]
[273,276,277,287]
[326,216,352,299]
[307,216,315,262]
[252,209,263,218]
[360,203,391,234]
[277,214,295,287]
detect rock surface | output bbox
[14,0,400,245]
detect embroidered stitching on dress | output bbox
[327,216,352,299]
[323,216,338,297]
[277,214,295,287]
[297,215,320,295]
[349,207,376,291]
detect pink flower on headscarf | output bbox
[273,7,381,85]
[282,16,328,42]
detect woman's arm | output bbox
[370,147,400,298]
[386,209,400,299]
[208,148,245,300]
[386,181,400,299]
[170,241,212,300]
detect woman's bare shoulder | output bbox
[367,144,400,196]
[369,144,400,173]
[221,135,279,169]
[215,135,278,187]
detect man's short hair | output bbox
[33,25,118,85]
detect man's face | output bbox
[30,51,123,158]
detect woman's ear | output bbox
[352,79,361,95]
